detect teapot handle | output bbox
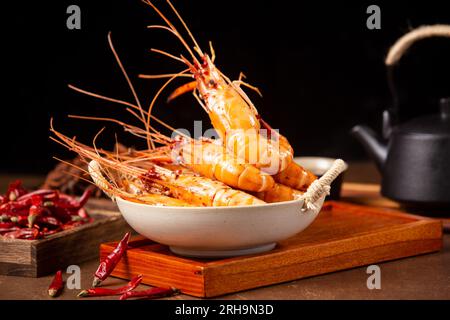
[385,25,450,66]
[385,25,450,123]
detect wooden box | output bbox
[100,201,443,298]
[0,200,131,277]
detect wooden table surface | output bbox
[0,162,449,300]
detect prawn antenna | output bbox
[166,0,203,56]
[142,0,200,64]
[107,32,154,149]
[146,68,190,139]
[149,47,185,63]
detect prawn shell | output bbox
[206,85,260,137]
[274,162,317,191]
[225,130,293,175]
[179,140,274,192]
[153,174,265,207]
[254,183,304,203]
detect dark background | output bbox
[2,0,449,173]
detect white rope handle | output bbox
[88,160,116,201]
[300,159,347,211]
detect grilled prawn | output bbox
[51,125,265,207]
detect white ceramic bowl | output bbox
[294,157,348,176]
[89,159,346,258]
[115,195,326,258]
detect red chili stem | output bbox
[93,232,131,287]
[28,205,49,228]
[78,274,142,298]
[119,287,178,300]
[48,270,64,297]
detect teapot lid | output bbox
[397,98,450,135]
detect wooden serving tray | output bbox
[0,199,132,277]
[100,201,443,298]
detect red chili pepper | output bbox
[77,189,92,208]
[3,228,40,239]
[92,232,131,287]
[0,202,30,216]
[0,222,15,229]
[78,274,142,298]
[1,183,92,240]
[60,220,85,230]
[54,189,91,210]
[48,270,64,297]
[6,180,27,201]
[77,208,90,219]
[119,287,178,300]
[28,204,48,228]
[41,228,61,237]
[52,206,75,223]
[36,216,62,228]
[10,215,28,227]
[0,223,20,235]
[16,189,55,202]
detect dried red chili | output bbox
[16,189,55,202]
[0,181,92,240]
[48,270,64,297]
[60,220,86,230]
[3,228,40,239]
[0,223,20,235]
[92,232,131,287]
[28,204,49,228]
[36,216,62,228]
[0,222,14,229]
[77,208,90,219]
[119,287,178,300]
[6,180,27,201]
[78,274,142,298]
[10,215,28,227]
[0,202,30,216]
[56,189,92,210]
[41,228,60,237]
[77,189,92,208]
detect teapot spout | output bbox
[351,125,387,171]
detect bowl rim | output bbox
[115,195,309,211]
[294,156,349,171]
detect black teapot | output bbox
[352,25,450,210]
